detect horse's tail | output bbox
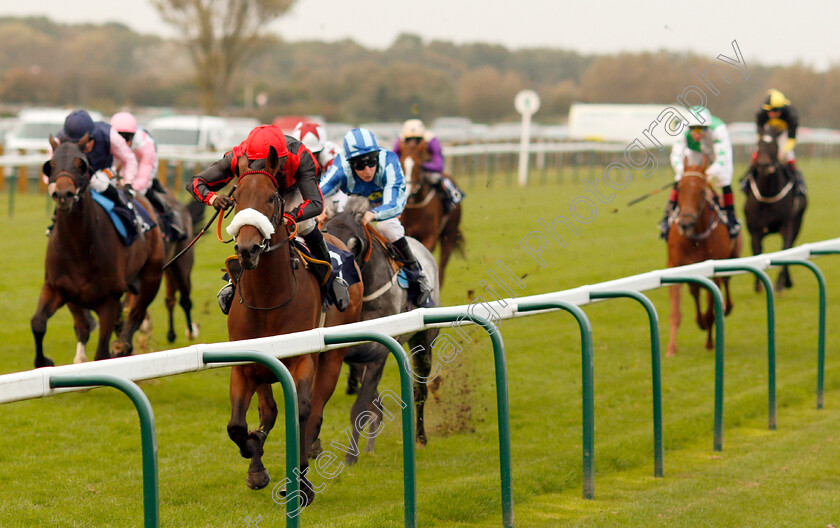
[186,199,205,233]
[454,226,466,257]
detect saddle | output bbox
[91,190,156,246]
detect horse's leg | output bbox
[777,216,802,291]
[114,266,162,357]
[67,304,93,364]
[704,287,715,350]
[346,362,362,395]
[346,358,387,465]
[287,356,316,506]
[243,383,277,490]
[95,298,122,361]
[363,389,382,455]
[31,283,66,368]
[751,232,765,293]
[408,329,437,446]
[170,258,198,340]
[437,208,461,286]
[722,277,734,316]
[164,271,177,343]
[667,284,681,357]
[305,349,346,462]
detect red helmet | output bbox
[231,125,289,173]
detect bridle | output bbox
[231,169,301,311]
[677,170,721,241]
[750,135,794,204]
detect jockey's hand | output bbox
[362,210,376,226]
[210,194,234,211]
[315,210,328,229]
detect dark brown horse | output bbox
[158,191,199,342]
[398,138,463,286]
[32,137,165,367]
[666,157,741,356]
[223,148,362,505]
[744,125,807,292]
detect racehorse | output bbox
[744,125,808,292]
[158,191,199,342]
[398,137,463,286]
[322,196,439,464]
[32,137,165,367]
[223,148,363,504]
[666,157,741,356]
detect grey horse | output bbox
[319,196,440,464]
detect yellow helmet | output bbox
[762,89,790,111]
[401,119,426,139]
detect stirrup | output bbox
[328,277,350,312]
[727,221,741,238]
[217,282,234,315]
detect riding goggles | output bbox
[405,136,423,144]
[350,153,379,170]
[689,126,708,133]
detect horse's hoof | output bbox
[167,330,176,343]
[416,433,427,446]
[34,356,54,368]
[186,323,200,340]
[308,438,322,460]
[706,341,714,350]
[247,469,270,490]
[344,453,358,466]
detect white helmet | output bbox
[684,106,712,128]
[291,121,326,153]
[400,119,425,139]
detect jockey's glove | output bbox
[210,193,234,211]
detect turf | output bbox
[0,158,838,527]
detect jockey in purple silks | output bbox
[393,119,463,212]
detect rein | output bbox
[747,169,794,204]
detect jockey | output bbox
[751,88,806,194]
[321,127,434,308]
[50,110,141,233]
[660,105,741,240]
[291,121,347,214]
[187,124,350,313]
[393,119,463,212]
[110,111,186,240]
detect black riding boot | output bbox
[392,237,434,308]
[102,184,144,233]
[147,187,186,241]
[659,184,678,241]
[787,162,807,195]
[303,229,350,312]
[722,186,741,238]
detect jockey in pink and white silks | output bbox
[320,127,434,308]
[392,118,463,212]
[110,111,186,240]
[660,105,741,240]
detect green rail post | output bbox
[660,276,726,451]
[515,300,595,499]
[49,374,159,528]
[714,264,777,429]
[769,258,828,409]
[323,332,417,528]
[423,312,514,526]
[202,351,302,528]
[588,290,664,478]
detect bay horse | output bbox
[321,196,439,464]
[158,191,200,342]
[744,125,807,292]
[398,137,463,286]
[666,157,741,356]
[223,148,363,505]
[32,137,165,367]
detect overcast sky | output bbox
[3,0,840,71]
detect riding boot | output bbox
[102,184,144,234]
[438,176,464,212]
[659,185,678,241]
[787,161,807,195]
[217,281,234,315]
[392,237,434,308]
[302,229,350,312]
[147,187,186,241]
[722,186,741,238]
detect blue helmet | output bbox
[343,128,381,159]
[59,110,95,142]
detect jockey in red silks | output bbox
[187,124,349,313]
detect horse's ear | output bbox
[236,155,249,177]
[49,135,60,151]
[266,146,286,176]
[74,156,88,175]
[77,133,91,150]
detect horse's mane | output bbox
[343,195,369,217]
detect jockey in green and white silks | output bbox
[659,105,741,240]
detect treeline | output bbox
[2,16,840,127]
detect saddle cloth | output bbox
[91,190,157,246]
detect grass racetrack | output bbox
[0,158,839,527]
